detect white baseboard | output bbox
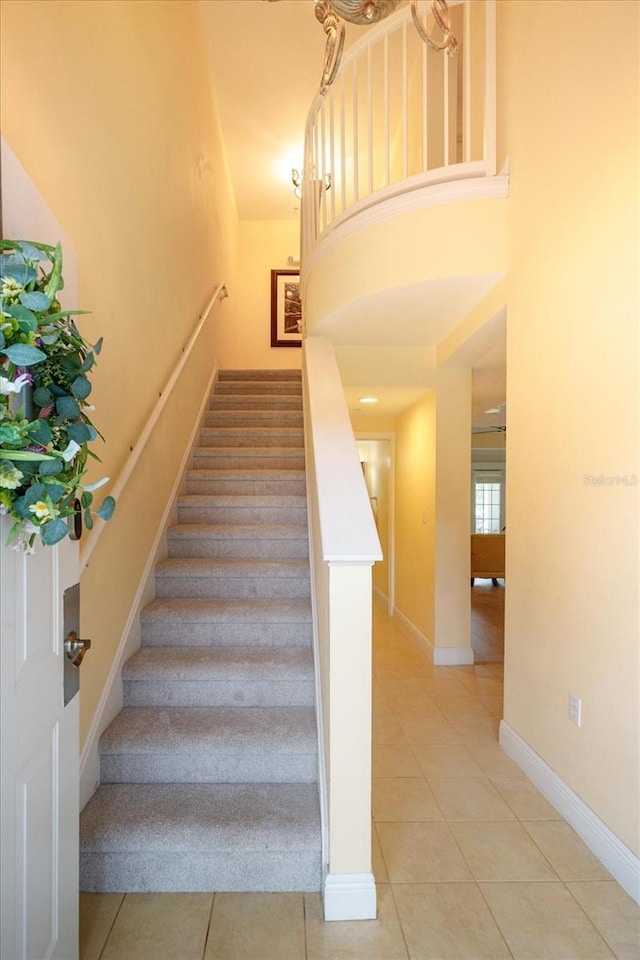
[433,646,475,665]
[323,872,377,921]
[392,607,434,658]
[79,365,218,809]
[500,720,640,905]
[392,608,474,665]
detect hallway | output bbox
[79,599,638,959]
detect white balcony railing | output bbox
[301,0,496,267]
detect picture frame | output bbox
[270,269,302,348]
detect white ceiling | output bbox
[199,0,506,426]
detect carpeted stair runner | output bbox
[80,369,322,892]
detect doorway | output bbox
[356,436,393,613]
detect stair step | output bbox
[218,369,302,382]
[80,782,321,892]
[155,557,310,599]
[210,395,302,411]
[140,597,312,646]
[192,448,305,470]
[185,468,305,497]
[204,410,303,427]
[122,646,315,707]
[99,706,318,783]
[177,494,307,525]
[167,523,309,559]
[215,381,302,395]
[198,426,304,448]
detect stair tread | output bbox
[80,783,320,852]
[123,645,313,680]
[141,597,312,622]
[167,522,308,540]
[100,706,317,755]
[186,469,305,480]
[178,494,306,506]
[156,557,309,578]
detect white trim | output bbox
[323,872,377,921]
[499,720,640,905]
[302,373,329,872]
[372,584,388,606]
[393,607,434,658]
[79,364,218,809]
[433,646,475,665]
[304,176,509,289]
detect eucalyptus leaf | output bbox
[93,337,103,355]
[39,459,63,477]
[84,509,94,530]
[41,517,69,546]
[33,386,53,407]
[81,491,94,509]
[23,483,46,506]
[0,331,5,349]
[71,375,92,400]
[27,419,52,446]
[56,395,81,419]
[19,291,50,311]
[80,353,95,374]
[44,482,66,503]
[39,333,61,346]
[6,302,37,330]
[1,343,46,366]
[96,496,116,521]
[17,241,48,262]
[67,422,91,444]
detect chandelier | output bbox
[268,1,458,95]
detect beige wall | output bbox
[1,0,240,746]
[394,392,437,641]
[233,220,302,371]
[434,368,471,653]
[499,0,639,854]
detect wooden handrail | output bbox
[80,281,228,568]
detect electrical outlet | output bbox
[568,693,582,727]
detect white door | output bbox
[1,529,80,960]
[1,138,82,960]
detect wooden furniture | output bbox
[471,533,505,585]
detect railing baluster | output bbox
[384,32,390,186]
[340,68,347,214]
[422,37,428,171]
[464,0,471,163]
[484,0,497,175]
[444,40,450,167]
[353,60,359,201]
[402,20,408,180]
[329,85,336,223]
[367,42,373,196]
[320,99,327,232]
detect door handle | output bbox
[64,631,92,668]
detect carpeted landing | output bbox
[80,370,322,893]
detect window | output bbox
[472,471,504,533]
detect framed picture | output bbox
[271,269,302,348]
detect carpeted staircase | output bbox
[80,369,322,893]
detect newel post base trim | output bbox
[323,872,377,921]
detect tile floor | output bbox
[80,598,639,960]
